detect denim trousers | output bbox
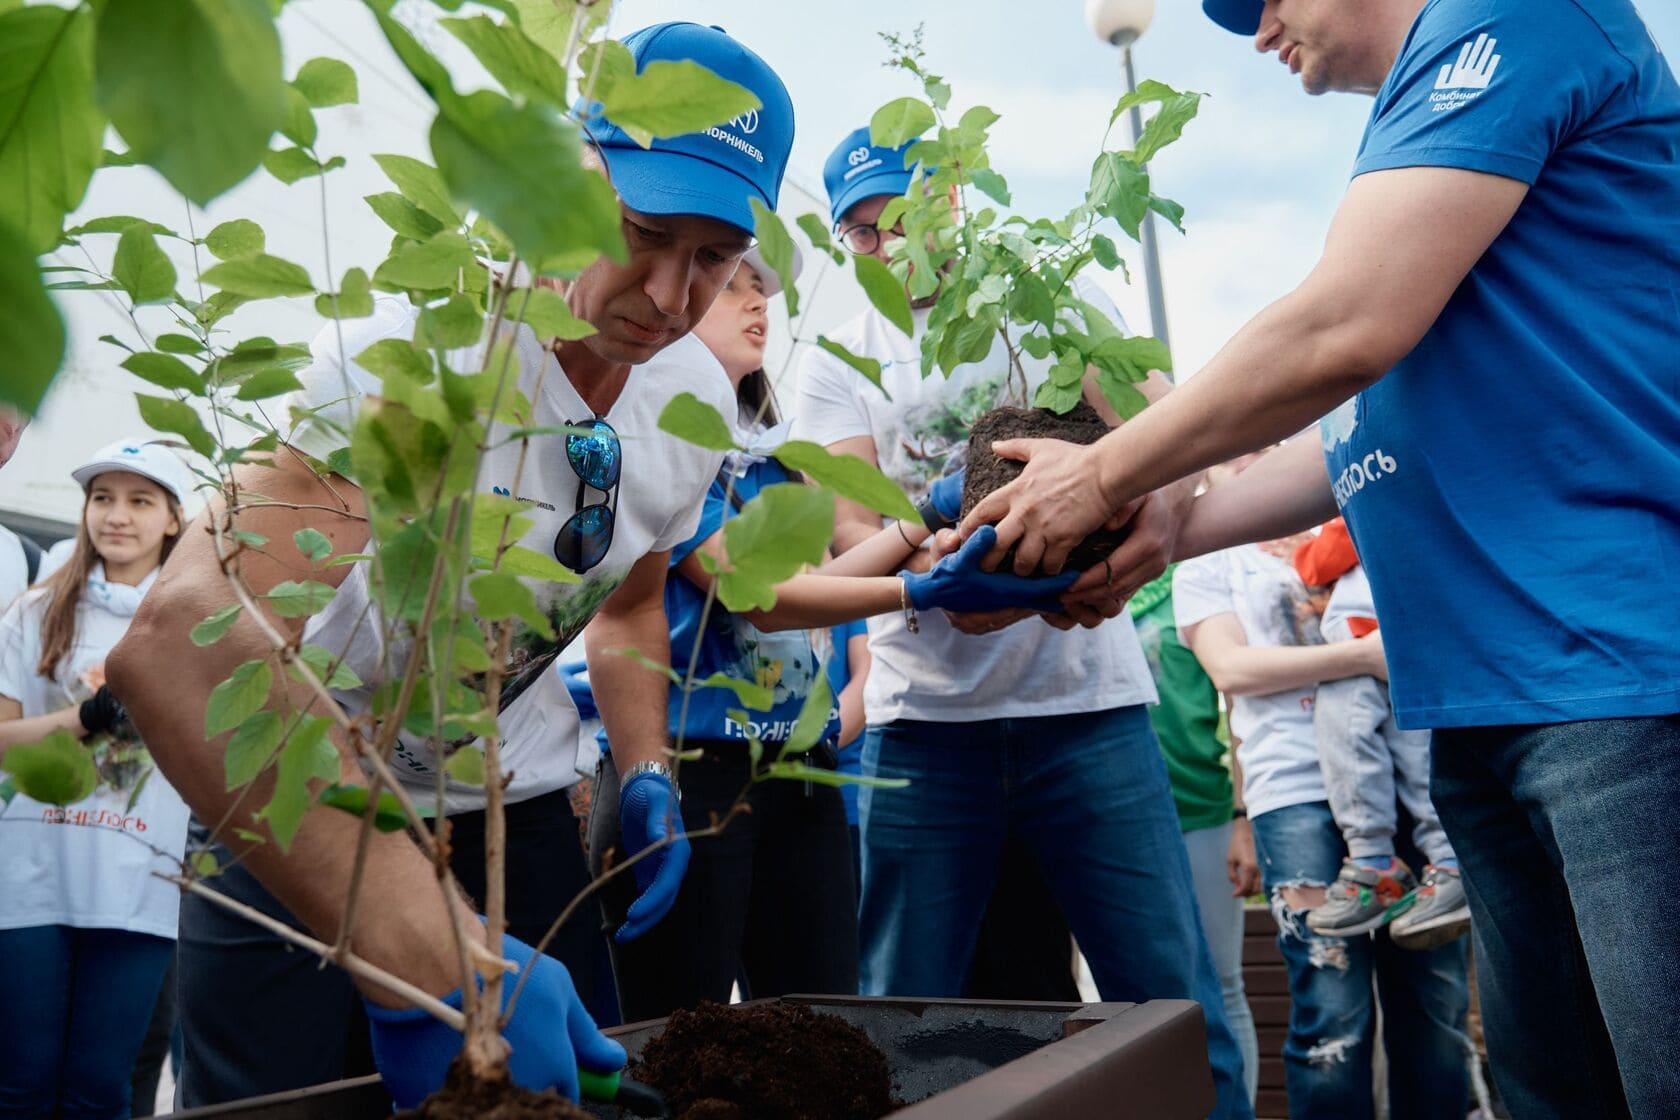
[1432,715,1680,1119]
[0,925,174,1119]
[1315,675,1453,865]
[1183,821,1260,1107]
[857,705,1253,1120]
[1250,800,1471,1120]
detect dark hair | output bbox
[736,369,780,427]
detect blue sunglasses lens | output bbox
[567,420,621,491]
[554,503,614,573]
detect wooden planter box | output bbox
[170,996,1215,1119]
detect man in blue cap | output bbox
[111,22,794,1110]
[963,1,1680,1115]
[796,129,1255,1119]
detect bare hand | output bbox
[959,439,1115,576]
[1228,818,1261,897]
[1060,484,1193,619]
[943,607,1034,635]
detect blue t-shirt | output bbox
[664,459,839,746]
[826,619,869,825]
[1325,0,1680,728]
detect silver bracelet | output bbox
[899,576,920,635]
[622,759,679,799]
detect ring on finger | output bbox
[1102,557,1114,586]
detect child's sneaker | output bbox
[1390,864,1472,950]
[1306,857,1417,937]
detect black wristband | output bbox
[1231,806,1248,820]
[917,497,953,532]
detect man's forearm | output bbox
[1174,438,1336,561]
[584,603,674,773]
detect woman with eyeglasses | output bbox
[589,248,1077,1020]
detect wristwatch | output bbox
[622,759,680,800]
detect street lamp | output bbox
[1084,0,1171,360]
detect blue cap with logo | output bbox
[579,23,794,236]
[822,127,919,229]
[1202,0,1263,34]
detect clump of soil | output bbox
[961,401,1130,574]
[634,1002,896,1120]
[399,1056,594,1120]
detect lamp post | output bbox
[1084,0,1171,360]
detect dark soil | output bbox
[399,1056,594,1120]
[961,401,1130,574]
[633,1002,897,1120]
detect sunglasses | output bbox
[552,417,621,573]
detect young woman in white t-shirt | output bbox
[0,440,193,1120]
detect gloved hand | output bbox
[901,526,1079,614]
[364,931,625,1109]
[616,768,690,943]
[918,467,967,530]
[78,685,127,736]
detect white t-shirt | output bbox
[0,567,191,939]
[287,296,731,813]
[1173,546,1327,820]
[1321,564,1375,644]
[0,525,27,611]
[793,280,1156,724]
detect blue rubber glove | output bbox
[616,769,690,943]
[902,526,1080,613]
[919,467,967,529]
[364,931,625,1109]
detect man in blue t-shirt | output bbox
[961,1,1680,1114]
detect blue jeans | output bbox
[1432,716,1680,1119]
[1183,821,1259,1106]
[858,705,1253,1120]
[1250,801,1471,1120]
[0,925,173,1119]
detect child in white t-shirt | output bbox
[0,440,193,1117]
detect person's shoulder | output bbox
[638,333,733,404]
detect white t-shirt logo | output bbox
[1436,33,1502,90]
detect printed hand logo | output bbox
[1436,34,1502,90]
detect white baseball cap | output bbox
[740,241,802,298]
[71,439,192,505]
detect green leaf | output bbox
[190,849,220,877]
[1,729,96,805]
[469,571,554,638]
[355,338,433,384]
[373,231,476,291]
[202,253,313,298]
[508,0,604,59]
[0,222,63,411]
[1089,331,1172,381]
[444,747,485,786]
[65,215,175,238]
[1033,377,1083,414]
[750,199,799,319]
[372,154,462,230]
[771,440,918,523]
[506,286,596,340]
[279,85,316,148]
[206,659,273,737]
[293,527,332,562]
[1149,193,1187,234]
[689,672,773,712]
[112,228,177,305]
[0,6,103,253]
[1088,152,1151,240]
[223,708,282,788]
[233,366,303,400]
[1090,233,1122,271]
[870,96,935,148]
[317,782,418,830]
[263,147,344,185]
[291,56,357,107]
[853,255,912,338]
[657,392,737,453]
[761,760,908,790]
[1008,273,1056,331]
[595,58,761,149]
[431,90,624,271]
[441,15,566,107]
[290,643,360,690]
[314,267,373,319]
[122,352,204,395]
[495,544,580,584]
[611,646,680,685]
[1091,373,1149,420]
[206,219,265,260]
[191,603,242,646]
[95,0,287,205]
[814,336,888,398]
[714,483,833,613]
[1111,80,1203,166]
[968,167,1011,206]
[135,394,215,457]
[261,716,334,850]
[266,579,335,617]
[795,213,845,265]
[780,666,833,758]
[965,274,1010,317]
[364,192,444,241]
[416,292,484,350]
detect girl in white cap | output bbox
[0,439,192,1119]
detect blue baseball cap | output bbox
[580,23,794,235]
[1203,0,1263,34]
[822,127,918,228]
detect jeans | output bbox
[858,705,1252,1120]
[964,832,1079,1002]
[1183,821,1259,1107]
[1315,676,1452,865]
[177,788,610,1107]
[1432,716,1680,1119]
[128,951,178,1117]
[0,925,174,1120]
[591,742,858,1023]
[1250,801,1471,1120]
